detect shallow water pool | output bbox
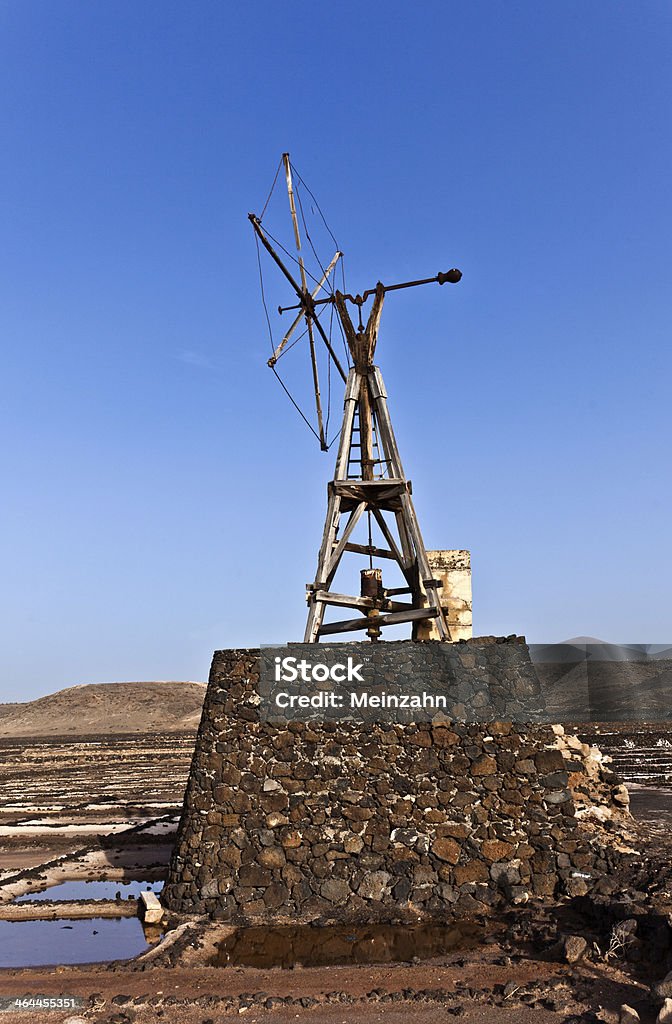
[0,917,160,968]
[16,879,164,902]
[214,922,483,969]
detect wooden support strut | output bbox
[369,366,451,641]
[304,359,452,643]
[303,370,361,642]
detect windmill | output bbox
[250,154,462,643]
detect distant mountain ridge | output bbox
[0,681,207,737]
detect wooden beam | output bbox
[304,488,342,641]
[318,606,439,637]
[371,508,407,570]
[332,479,408,514]
[359,373,374,480]
[368,367,405,478]
[394,509,416,576]
[365,284,385,362]
[377,607,440,624]
[344,542,396,560]
[334,292,358,357]
[400,490,451,641]
[314,591,374,610]
[324,502,366,581]
[332,479,406,494]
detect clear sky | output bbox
[1,1,671,700]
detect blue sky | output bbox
[1,1,670,699]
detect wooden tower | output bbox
[250,154,462,642]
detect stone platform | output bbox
[163,639,630,924]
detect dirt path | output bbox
[0,949,655,1024]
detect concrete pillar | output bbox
[418,549,472,641]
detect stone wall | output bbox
[164,639,630,924]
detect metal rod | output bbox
[279,269,462,313]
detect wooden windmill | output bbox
[250,154,462,643]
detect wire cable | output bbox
[259,157,283,222]
[271,365,322,444]
[290,160,340,252]
[295,179,332,291]
[260,222,328,290]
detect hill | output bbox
[0,681,207,737]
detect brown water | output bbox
[214,922,483,969]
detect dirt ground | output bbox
[0,731,670,1024]
[0,943,655,1023]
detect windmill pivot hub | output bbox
[437,269,462,285]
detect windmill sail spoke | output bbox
[310,311,348,383]
[306,315,327,450]
[283,153,303,256]
[282,153,313,307]
[248,214,305,299]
